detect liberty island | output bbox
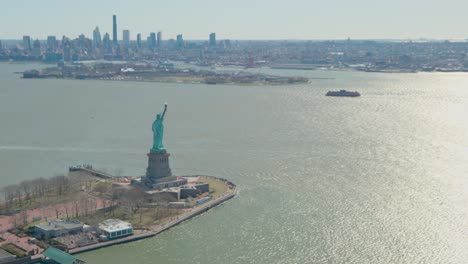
[0,101,237,263]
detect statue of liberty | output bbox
[151,103,168,152]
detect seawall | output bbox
[68,176,237,255]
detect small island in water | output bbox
[23,61,309,85]
[0,104,237,263]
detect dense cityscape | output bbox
[1,15,468,72]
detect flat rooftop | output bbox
[98,219,132,233]
[36,219,83,231]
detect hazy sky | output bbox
[1,0,467,40]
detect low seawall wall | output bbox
[69,178,236,255]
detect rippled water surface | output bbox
[0,63,467,263]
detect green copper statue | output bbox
[151,103,168,152]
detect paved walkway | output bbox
[0,232,42,255]
[69,182,237,254]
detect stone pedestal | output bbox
[146,150,172,180]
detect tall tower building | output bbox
[47,36,57,51]
[122,30,130,46]
[149,32,157,50]
[157,31,162,48]
[209,33,216,48]
[93,27,102,47]
[112,15,117,44]
[23,36,32,51]
[62,36,71,61]
[137,33,142,48]
[103,33,111,52]
[32,39,41,57]
[176,34,184,49]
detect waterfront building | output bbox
[123,30,130,46]
[149,32,157,50]
[137,33,141,48]
[209,32,216,48]
[47,36,57,51]
[157,31,162,48]
[112,14,117,44]
[23,35,31,51]
[143,175,187,190]
[35,219,84,239]
[93,26,102,47]
[176,34,184,49]
[98,219,133,239]
[42,247,85,264]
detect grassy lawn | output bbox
[198,176,229,199]
[1,243,27,257]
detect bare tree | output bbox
[20,209,28,225]
[73,201,79,218]
[52,175,69,196]
[55,207,60,219]
[19,180,33,202]
[32,178,48,199]
[2,185,18,212]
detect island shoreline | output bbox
[69,175,237,255]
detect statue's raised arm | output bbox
[161,103,168,120]
[151,103,168,152]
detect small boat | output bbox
[326,90,360,97]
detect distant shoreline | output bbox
[20,62,310,86]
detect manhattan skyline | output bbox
[1,0,468,40]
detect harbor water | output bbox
[0,63,467,263]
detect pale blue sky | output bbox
[1,0,467,40]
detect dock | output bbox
[69,165,114,180]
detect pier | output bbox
[69,165,114,180]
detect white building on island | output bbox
[98,219,133,239]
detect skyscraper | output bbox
[157,31,162,49]
[112,15,117,44]
[209,33,216,48]
[123,30,130,46]
[23,36,31,51]
[176,34,184,49]
[149,32,157,50]
[137,33,141,48]
[32,39,41,57]
[47,36,57,51]
[93,27,102,47]
[103,33,111,52]
[62,36,71,61]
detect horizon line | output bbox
[2,37,468,42]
